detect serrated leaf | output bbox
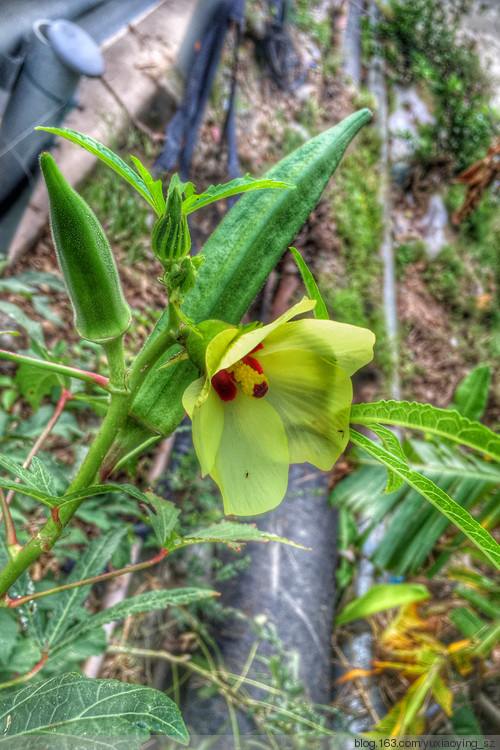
[29,457,57,497]
[349,429,500,570]
[0,452,55,494]
[144,492,180,546]
[0,673,189,747]
[36,127,155,211]
[182,174,294,214]
[51,588,217,655]
[334,583,430,626]
[0,478,58,507]
[350,400,500,463]
[367,424,407,493]
[0,301,45,348]
[289,246,329,320]
[129,155,166,215]
[169,520,306,552]
[44,530,126,647]
[453,365,491,422]
[15,363,63,411]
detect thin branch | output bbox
[0,653,48,691]
[7,548,169,608]
[0,489,19,552]
[5,388,73,506]
[0,348,110,389]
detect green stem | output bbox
[0,489,19,554]
[6,548,168,608]
[0,348,110,390]
[0,322,178,598]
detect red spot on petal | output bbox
[212,370,237,401]
[241,354,263,374]
[253,381,268,398]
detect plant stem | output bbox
[0,322,178,598]
[5,387,72,506]
[0,489,19,554]
[0,653,48,691]
[6,549,168,608]
[0,348,109,389]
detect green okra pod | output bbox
[40,152,131,343]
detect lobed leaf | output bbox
[351,400,500,462]
[350,429,500,570]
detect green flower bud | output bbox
[40,153,131,343]
[152,185,191,265]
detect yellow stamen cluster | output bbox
[228,360,269,398]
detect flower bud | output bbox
[152,185,191,265]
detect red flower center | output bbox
[212,343,268,402]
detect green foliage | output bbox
[0,674,188,747]
[372,0,499,170]
[335,582,430,626]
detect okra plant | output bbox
[0,110,499,746]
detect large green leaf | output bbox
[452,365,491,421]
[132,109,372,435]
[51,588,217,655]
[351,400,500,462]
[349,429,500,570]
[0,673,188,747]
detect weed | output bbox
[371,0,499,171]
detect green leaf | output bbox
[0,301,45,348]
[334,583,430,626]
[0,673,189,746]
[0,610,18,666]
[169,519,306,552]
[367,424,407,493]
[13,270,66,292]
[29,457,57,498]
[453,365,491,422]
[349,429,500,571]
[350,400,500,463]
[51,588,217,655]
[289,246,329,320]
[129,155,166,215]
[0,453,56,494]
[36,127,155,210]
[15,363,63,411]
[44,529,127,647]
[32,295,64,328]
[133,109,372,436]
[182,174,294,214]
[59,481,153,507]
[0,478,58,507]
[144,492,180,546]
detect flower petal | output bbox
[259,319,375,376]
[212,297,316,373]
[210,395,289,516]
[183,377,224,475]
[259,350,351,469]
